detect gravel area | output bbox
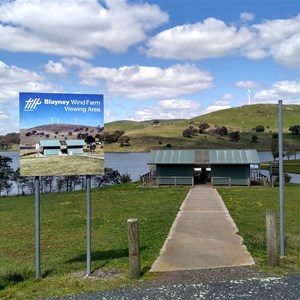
[146,266,264,286]
[43,266,300,300]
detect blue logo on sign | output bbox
[24,98,42,111]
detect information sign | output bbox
[19,92,104,176]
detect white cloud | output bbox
[0,60,59,104]
[240,12,255,22]
[144,13,300,70]
[0,111,15,135]
[132,108,177,121]
[0,60,62,134]
[112,98,202,122]
[158,99,201,111]
[45,60,67,75]
[62,57,91,69]
[0,112,9,122]
[222,93,234,100]
[0,0,168,57]
[201,101,231,115]
[253,80,300,103]
[243,14,300,67]
[79,64,214,100]
[235,81,260,88]
[145,18,252,60]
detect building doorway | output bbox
[194,167,211,184]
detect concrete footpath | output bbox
[150,185,254,272]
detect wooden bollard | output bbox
[127,218,140,278]
[266,211,278,267]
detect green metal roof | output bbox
[209,149,260,164]
[65,140,86,146]
[148,149,260,165]
[148,150,195,164]
[40,140,61,147]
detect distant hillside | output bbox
[0,132,20,151]
[20,123,102,146]
[23,123,100,132]
[104,104,300,152]
[190,104,300,131]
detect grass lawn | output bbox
[0,183,299,299]
[20,155,104,176]
[0,183,189,299]
[218,184,300,274]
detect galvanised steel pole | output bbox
[35,176,41,279]
[86,175,91,276]
[278,100,285,257]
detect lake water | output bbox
[104,152,150,181]
[0,151,151,182]
[1,150,300,186]
[258,151,300,162]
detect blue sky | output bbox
[1,0,300,135]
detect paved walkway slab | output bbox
[151,186,254,272]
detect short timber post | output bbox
[266,211,278,267]
[127,218,140,278]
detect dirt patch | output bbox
[71,269,124,280]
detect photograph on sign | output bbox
[19,92,104,176]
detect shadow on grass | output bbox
[0,271,33,291]
[0,273,26,291]
[0,268,55,290]
[66,247,146,264]
[141,265,151,276]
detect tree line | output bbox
[182,122,300,144]
[0,132,20,150]
[183,122,240,142]
[0,155,131,197]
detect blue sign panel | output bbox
[19,92,104,176]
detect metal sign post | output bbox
[278,100,285,257]
[19,92,103,279]
[86,175,92,276]
[35,176,41,279]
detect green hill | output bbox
[104,104,300,152]
[191,104,300,130]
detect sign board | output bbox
[19,92,104,176]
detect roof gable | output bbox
[148,149,260,165]
[40,140,61,147]
[209,149,260,164]
[65,140,86,146]
[148,150,195,164]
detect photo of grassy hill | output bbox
[19,124,104,176]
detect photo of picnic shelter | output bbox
[39,139,86,156]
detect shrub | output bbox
[254,125,265,132]
[251,135,258,143]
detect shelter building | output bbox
[39,140,61,156]
[148,149,260,186]
[65,140,86,155]
[39,139,86,156]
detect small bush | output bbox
[254,125,265,132]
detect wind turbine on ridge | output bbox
[247,87,251,105]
